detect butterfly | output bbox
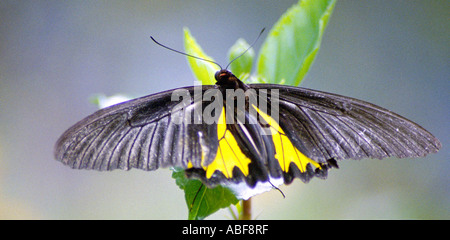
[55,30,441,188]
[54,63,441,188]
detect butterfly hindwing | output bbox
[185,104,271,187]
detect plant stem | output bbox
[240,198,251,220]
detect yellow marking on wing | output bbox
[254,106,321,172]
[187,161,193,168]
[200,107,251,179]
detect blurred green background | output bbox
[0,0,448,219]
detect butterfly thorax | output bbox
[215,69,249,91]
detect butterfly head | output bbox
[215,69,247,90]
[215,69,234,83]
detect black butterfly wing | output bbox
[54,85,219,172]
[250,84,441,163]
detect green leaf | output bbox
[172,168,239,220]
[183,27,220,85]
[227,38,254,81]
[256,0,336,86]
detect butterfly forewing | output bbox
[251,84,441,161]
[56,86,214,172]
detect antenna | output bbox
[151,28,265,71]
[225,28,265,70]
[150,36,223,70]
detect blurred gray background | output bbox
[0,0,448,219]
